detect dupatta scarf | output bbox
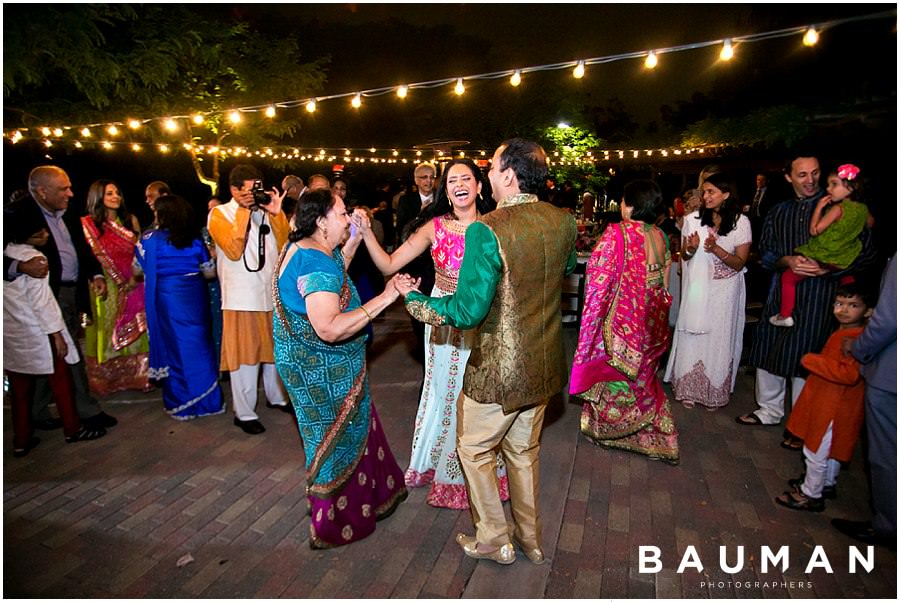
[569,221,649,394]
[81,216,147,350]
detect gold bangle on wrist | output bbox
[359,305,373,323]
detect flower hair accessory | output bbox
[837,164,860,181]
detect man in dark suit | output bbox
[6,166,118,431]
[393,162,437,367]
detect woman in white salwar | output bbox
[664,172,751,410]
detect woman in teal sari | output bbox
[274,188,411,548]
[569,180,679,464]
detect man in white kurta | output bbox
[207,164,291,435]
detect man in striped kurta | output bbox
[738,155,877,426]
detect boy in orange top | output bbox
[775,283,874,512]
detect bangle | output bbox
[359,305,373,323]
[683,248,695,258]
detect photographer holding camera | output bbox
[207,164,292,435]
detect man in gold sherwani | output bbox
[400,139,577,565]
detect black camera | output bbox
[251,180,271,206]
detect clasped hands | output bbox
[387,273,421,299]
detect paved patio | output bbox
[4,305,896,598]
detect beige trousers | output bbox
[457,393,545,549]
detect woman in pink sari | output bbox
[569,180,679,464]
[81,180,150,395]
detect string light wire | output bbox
[5,9,893,137]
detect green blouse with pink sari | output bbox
[569,220,679,464]
[81,215,150,395]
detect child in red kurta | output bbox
[774,284,873,512]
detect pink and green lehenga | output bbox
[81,216,150,395]
[569,221,679,463]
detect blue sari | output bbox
[136,230,224,420]
[274,245,406,548]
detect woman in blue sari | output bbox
[274,188,410,548]
[136,195,224,420]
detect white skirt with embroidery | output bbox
[404,285,508,509]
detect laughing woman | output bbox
[357,158,507,510]
[81,180,150,395]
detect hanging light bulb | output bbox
[107,125,119,136]
[645,50,658,69]
[80,127,91,137]
[454,78,465,95]
[131,143,141,152]
[720,39,734,61]
[510,70,522,86]
[128,119,141,130]
[102,141,113,150]
[351,93,362,108]
[74,141,83,149]
[52,128,63,137]
[192,114,205,125]
[265,106,276,118]
[41,127,51,136]
[305,99,317,113]
[228,111,242,124]
[397,85,408,98]
[573,61,585,79]
[803,26,819,46]
[164,118,179,131]
[159,144,169,153]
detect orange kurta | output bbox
[785,327,865,462]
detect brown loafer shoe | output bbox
[456,533,515,565]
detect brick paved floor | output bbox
[4,305,897,598]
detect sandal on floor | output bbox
[65,425,107,444]
[775,489,824,512]
[780,437,803,451]
[734,413,778,426]
[788,475,837,499]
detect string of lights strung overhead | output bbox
[3,9,894,151]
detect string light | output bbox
[573,61,585,79]
[803,26,819,46]
[131,143,141,152]
[164,118,179,131]
[44,140,52,148]
[645,50,658,69]
[720,39,734,61]
[351,93,362,108]
[305,99,317,113]
[228,111,241,124]
[41,127,51,136]
[74,141,82,148]
[52,128,63,137]
[510,70,522,86]
[102,141,113,149]
[5,10,891,148]
[159,144,169,153]
[264,106,276,118]
[11,131,22,143]
[454,78,465,95]
[128,119,141,129]
[80,127,91,137]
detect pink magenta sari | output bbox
[570,221,679,463]
[82,216,149,394]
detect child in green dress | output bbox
[770,163,872,327]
